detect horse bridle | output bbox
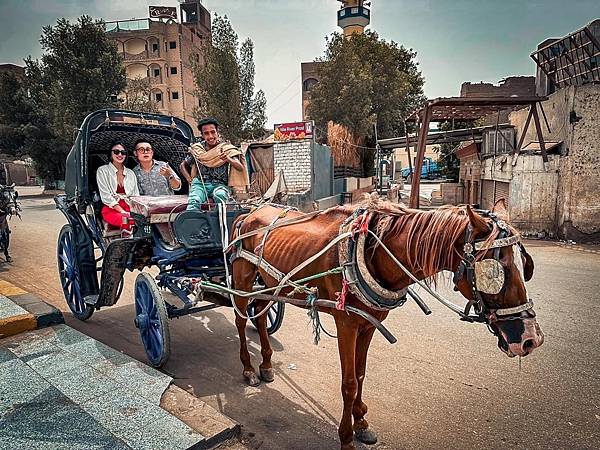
[452,211,534,327]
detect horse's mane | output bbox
[334,196,501,278]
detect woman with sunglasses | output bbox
[96,141,139,230]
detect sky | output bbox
[0,0,598,128]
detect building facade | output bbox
[105,1,211,134]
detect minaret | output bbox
[337,0,371,38]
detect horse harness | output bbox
[452,210,535,326]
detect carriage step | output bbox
[84,294,99,306]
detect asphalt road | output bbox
[3,194,600,450]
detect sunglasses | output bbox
[112,149,127,156]
[135,146,153,154]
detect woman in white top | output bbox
[96,141,139,230]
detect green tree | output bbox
[308,31,425,144]
[121,76,158,113]
[22,15,126,181]
[193,15,266,143]
[436,121,471,181]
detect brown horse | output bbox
[230,198,544,450]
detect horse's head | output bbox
[453,200,544,358]
[0,184,19,216]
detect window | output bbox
[155,93,162,102]
[172,91,179,100]
[153,68,160,77]
[152,43,159,52]
[170,67,178,75]
[303,78,318,92]
[169,41,176,49]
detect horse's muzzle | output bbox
[494,317,544,357]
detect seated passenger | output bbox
[132,139,181,196]
[179,117,248,211]
[96,141,139,230]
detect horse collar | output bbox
[338,210,407,311]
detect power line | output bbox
[269,88,302,117]
[268,75,301,109]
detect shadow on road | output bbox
[64,303,348,450]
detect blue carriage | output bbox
[55,110,284,367]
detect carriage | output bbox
[54,109,284,367]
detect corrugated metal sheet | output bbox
[481,180,494,209]
[495,181,510,205]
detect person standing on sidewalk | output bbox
[179,118,248,210]
[132,139,181,196]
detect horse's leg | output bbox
[336,317,359,450]
[254,300,275,382]
[232,259,260,386]
[352,327,377,445]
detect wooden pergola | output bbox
[406,96,549,208]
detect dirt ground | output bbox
[2,195,599,449]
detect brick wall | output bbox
[273,141,312,191]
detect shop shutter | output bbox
[494,182,510,206]
[481,180,494,210]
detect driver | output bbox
[179,118,248,210]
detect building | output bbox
[105,1,211,133]
[474,19,600,241]
[301,62,320,121]
[301,1,372,121]
[0,64,25,78]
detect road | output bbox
[3,194,600,450]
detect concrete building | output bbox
[476,20,600,241]
[301,62,320,121]
[0,64,25,79]
[105,1,211,133]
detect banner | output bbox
[273,121,313,141]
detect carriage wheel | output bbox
[134,273,171,368]
[57,224,94,321]
[248,301,285,335]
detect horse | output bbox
[0,184,21,262]
[230,197,544,450]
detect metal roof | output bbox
[407,96,548,121]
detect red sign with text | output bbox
[273,121,313,141]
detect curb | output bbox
[0,280,64,339]
[161,385,241,449]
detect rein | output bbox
[220,204,534,340]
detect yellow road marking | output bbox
[0,280,27,296]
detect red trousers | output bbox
[101,199,132,230]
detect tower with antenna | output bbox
[337,0,371,37]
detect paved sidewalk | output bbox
[0,294,239,450]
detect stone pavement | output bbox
[0,293,239,450]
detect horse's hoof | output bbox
[354,427,378,445]
[259,367,275,383]
[5,256,12,263]
[243,371,261,387]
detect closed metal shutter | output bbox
[481,180,494,210]
[494,181,510,206]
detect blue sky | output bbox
[0,0,597,127]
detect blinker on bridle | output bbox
[453,211,534,326]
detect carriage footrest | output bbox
[84,295,99,306]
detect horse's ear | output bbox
[466,205,489,234]
[492,198,509,221]
[521,246,534,281]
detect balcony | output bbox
[337,6,370,29]
[124,51,149,61]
